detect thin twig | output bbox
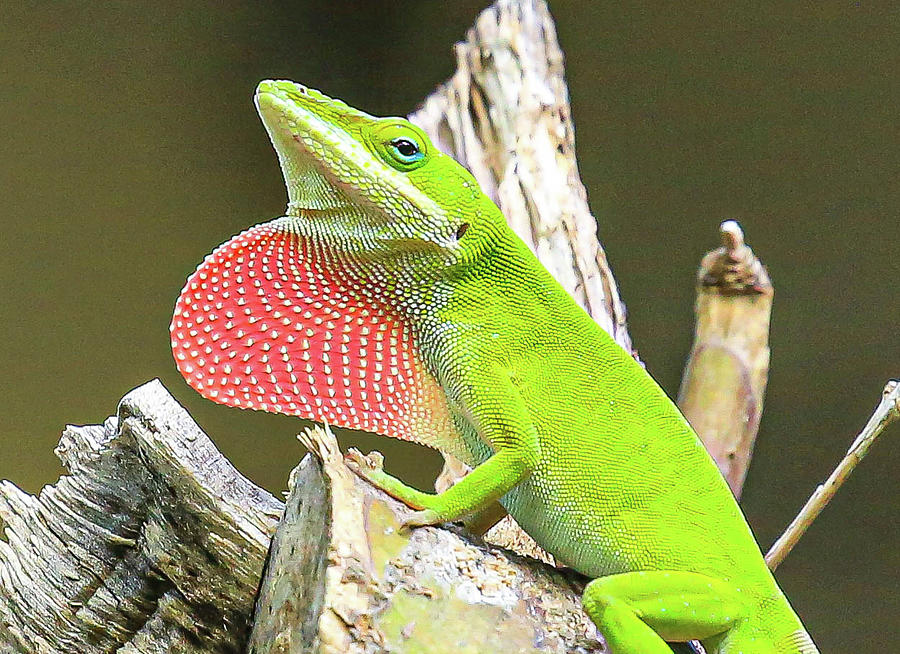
[765,380,900,570]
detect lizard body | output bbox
[171,80,818,653]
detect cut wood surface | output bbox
[249,426,604,654]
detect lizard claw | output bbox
[345,448,384,472]
[345,449,386,485]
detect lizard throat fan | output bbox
[170,217,458,454]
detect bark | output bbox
[0,379,282,653]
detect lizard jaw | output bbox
[254,80,450,250]
[254,80,361,215]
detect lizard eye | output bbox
[388,137,423,163]
[370,120,429,171]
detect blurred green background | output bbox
[2,2,897,651]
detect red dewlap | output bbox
[170,219,423,440]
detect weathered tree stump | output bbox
[0,381,607,653]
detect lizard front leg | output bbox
[346,367,540,529]
[347,447,530,528]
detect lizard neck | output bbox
[409,225,584,366]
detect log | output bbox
[0,379,282,652]
[0,382,612,653]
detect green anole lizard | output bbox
[171,80,819,653]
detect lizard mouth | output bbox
[253,79,453,256]
[254,80,366,214]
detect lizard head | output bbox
[254,80,502,282]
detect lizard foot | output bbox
[345,448,444,531]
[344,448,399,495]
[399,509,442,531]
[345,447,385,477]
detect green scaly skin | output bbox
[247,80,818,653]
